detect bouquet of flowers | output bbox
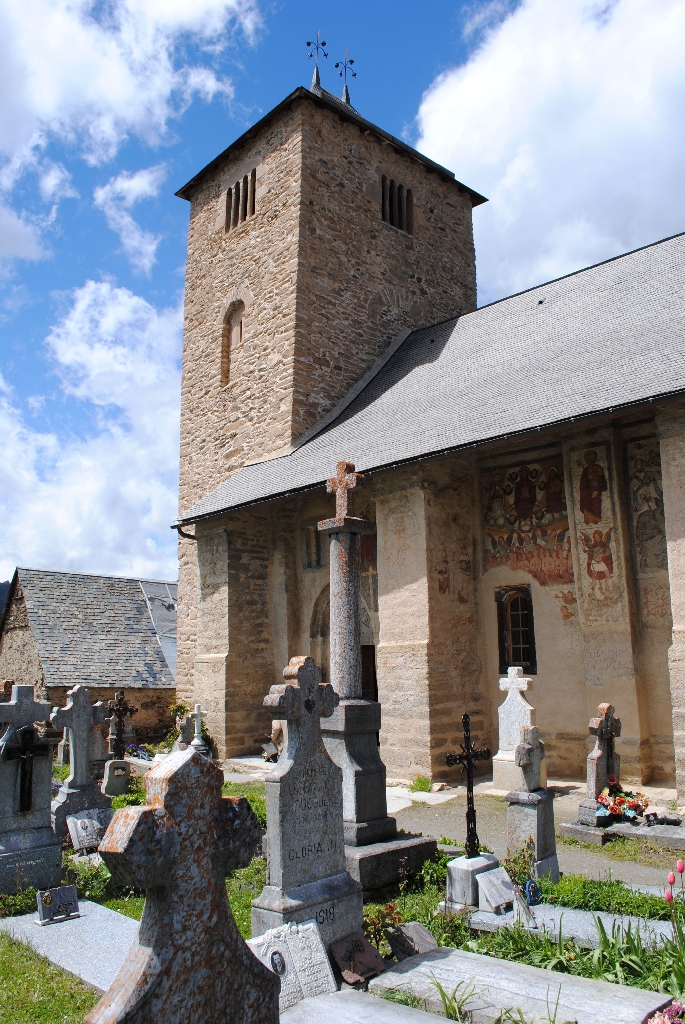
[650,1001,685,1023]
[595,776,648,825]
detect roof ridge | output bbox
[18,567,177,585]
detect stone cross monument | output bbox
[317,461,436,888]
[51,685,111,838]
[505,725,560,881]
[107,691,138,760]
[189,703,209,756]
[492,667,547,791]
[577,702,622,825]
[251,655,363,948]
[0,685,61,893]
[86,748,279,1024]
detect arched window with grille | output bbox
[221,300,245,388]
[225,168,258,232]
[380,173,414,235]
[495,585,537,674]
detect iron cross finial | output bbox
[307,30,328,66]
[445,713,491,860]
[334,49,357,84]
[326,461,362,520]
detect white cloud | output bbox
[0,203,44,260]
[0,281,182,582]
[417,0,685,304]
[38,161,78,204]
[94,165,166,274]
[0,0,260,165]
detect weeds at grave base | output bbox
[409,775,433,793]
[430,974,480,1020]
[381,987,428,1010]
[556,832,674,869]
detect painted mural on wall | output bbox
[627,441,667,573]
[482,456,574,586]
[570,445,622,624]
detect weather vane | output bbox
[334,50,356,105]
[307,31,328,66]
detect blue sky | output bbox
[1,0,684,583]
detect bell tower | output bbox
[176,83,486,516]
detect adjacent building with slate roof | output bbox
[0,568,177,743]
[172,79,685,797]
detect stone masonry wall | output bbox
[47,685,174,745]
[0,580,46,689]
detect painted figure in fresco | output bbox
[544,466,566,515]
[580,528,614,600]
[579,450,608,525]
[629,452,667,571]
[513,465,537,521]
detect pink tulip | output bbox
[678,860,684,875]
[668,872,676,886]
[666,888,674,903]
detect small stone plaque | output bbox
[513,886,537,928]
[386,921,438,962]
[329,930,386,984]
[477,866,514,913]
[66,807,114,851]
[248,919,336,1011]
[36,885,79,925]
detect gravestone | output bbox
[189,703,209,756]
[386,922,438,962]
[171,713,194,752]
[107,691,138,759]
[318,461,435,888]
[101,759,130,797]
[440,713,498,912]
[505,725,560,881]
[252,655,363,948]
[492,668,547,791]
[577,703,622,825]
[36,884,80,925]
[477,865,514,913]
[85,747,279,1024]
[329,930,386,984]
[0,685,62,894]
[247,920,337,1012]
[66,807,114,852]
[51,685,111,838]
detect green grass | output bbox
[408,775,432,793]
[226,858,267,938]
[557,831,676,869]
[100,896,145,920]
[222,780,267,829]
[52,764,70,783]
[539,874,670,919]
[0,932,98,1023]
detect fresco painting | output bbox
[627,441,668,573]
[482,456,573,586]
[570,444,622,624]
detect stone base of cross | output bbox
[51,685,111,839]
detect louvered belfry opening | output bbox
[225,168,257,232]
[381,174,414,235]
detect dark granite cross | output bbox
[106,691,139,761]
[446,713,491,859]
[326,461,362,521]
[2,725,51,812]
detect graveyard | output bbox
[0,462,685,1024]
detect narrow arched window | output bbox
[496,586,537,674]
[397,184,405,232]
[405,189,414,235]
[381,175,389,223]
[220,301,245,388]
[249,168,256,216]
[225,188,233,232]
[231,181,240,229]
[241,175,248,222]
[389,180,397,227]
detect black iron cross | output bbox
[2,725,50,812]
[446,713,491,859]
[107,691,139,761]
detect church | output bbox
[173,77,685,796]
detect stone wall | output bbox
[0,580,45,689]
[47,686,175,745]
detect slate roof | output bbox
[7,568,177,688]
[179,231,685,525]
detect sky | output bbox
[1,0,684,584]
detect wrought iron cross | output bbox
[326,461,362,520]
[2,725,50,812]
[307,31,328,66]
[107,691,139,761]
[446,713,491,859]
[334,49,356,84]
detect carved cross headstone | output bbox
[514,726,546,792]
[587,702,621,798]
[252,656,363,948]
[497,667,534,751]
[50,686,111,837]
[446,713,491,859]
[86,748,279,1024]
[107,691,139,760]
[0,685,61,893]
[189,703,208,756]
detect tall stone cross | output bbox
[87,748,278,1024]
[497,667,534,752]
[326,460,362,523]
[0,685,52,814]
[446,713,491,859]
[587,702,621,798]
[51,685,111,836]
[107,691,139,760]
[514,725,546,792]
[189,703,208,756]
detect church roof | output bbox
[178,231,685,525]
[175,85,487,207]
[2,568,177,687]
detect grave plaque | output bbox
[36,884,80,925]
[247,919,337,1011]
[85,748,279,1024]
[101,759,130,797]
[252,656,363,948]
[66,807,114,852]
[387,922,438,962]
[477,866,515,913]
[329,930,386,984]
